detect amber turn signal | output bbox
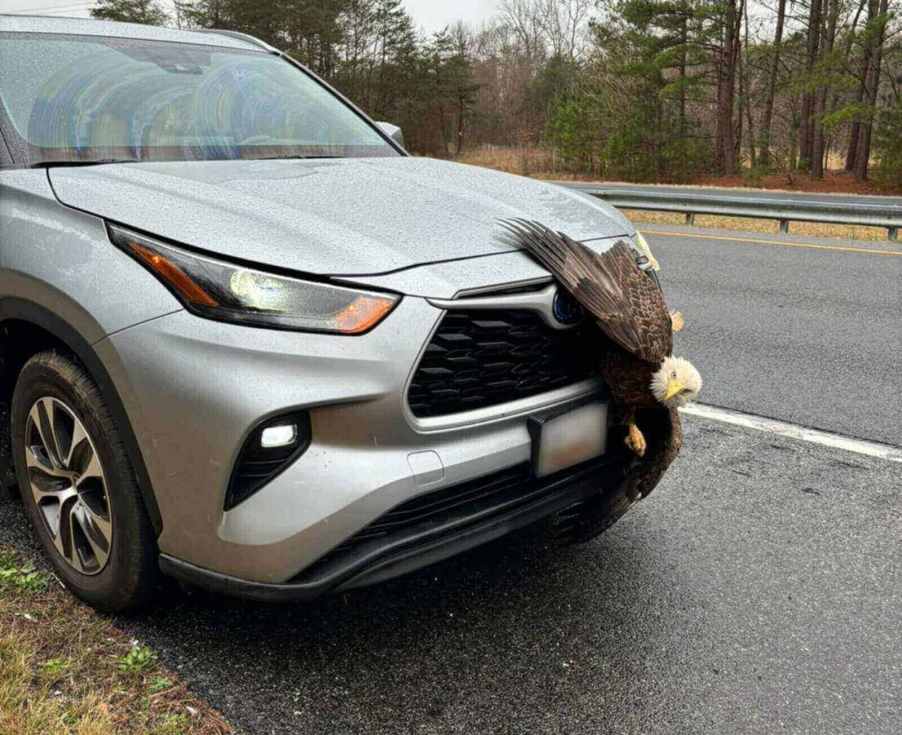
[128,242,219,308]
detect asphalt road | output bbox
[1,226,900,733]
[647,225,901,446]
[2,416,898,734]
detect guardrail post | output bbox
[889,227,898,242]
[685,213,695,226]
[779,220,790,235]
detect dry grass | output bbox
[0,548,232,735]
[453,145,902,194]
[454,145,564,179]
[622,209,892,242]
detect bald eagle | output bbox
[501,219,702,459]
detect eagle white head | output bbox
[651,356,703,408]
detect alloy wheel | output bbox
[24,397,113,575]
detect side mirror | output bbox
[377,122,405,150]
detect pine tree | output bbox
[91,0,169,25]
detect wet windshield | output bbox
[0,32,398,165]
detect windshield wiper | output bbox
[30,158,142,169]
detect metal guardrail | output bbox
[563,185,902,241]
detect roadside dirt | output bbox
[451,148,901,196]
[692,171,899,196]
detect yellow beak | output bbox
[663,379,683,401]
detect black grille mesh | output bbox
[408,309,598,418]
[334,464,531,555]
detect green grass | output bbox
[148,676,175,695]
[118,645,158,675]
[0,550,50,593]
[149,713,192,735]
[40,657,71,679]
[0,546,232,735]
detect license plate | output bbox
[530,403,608,478]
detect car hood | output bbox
[49,157,634,276]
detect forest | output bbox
[94,0,902,189]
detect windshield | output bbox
[0,32,398,165]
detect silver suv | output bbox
[0,16,657,611]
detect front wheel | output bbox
[11,351,158,612]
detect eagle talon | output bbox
[625,423,647,458]
[670,311,685,333]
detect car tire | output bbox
[11,351,157,612]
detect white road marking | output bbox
[681,403,902,463]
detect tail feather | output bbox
[501,218,621,297]
[500,219,568,274]
[499,217,673,362]
[501,219,574,277]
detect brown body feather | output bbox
[500,219,687,495]
[600,345,661,408]
[500,219,674,410]
[500,219,685,498]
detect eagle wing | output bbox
[501,218,672,364]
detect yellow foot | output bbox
[625,423,647,457]
[670,310,685,333]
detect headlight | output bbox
[109,225,399,334]
[633,231,660,272]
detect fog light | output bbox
[261,424,297,449]
[225,411,311,511]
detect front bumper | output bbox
[94,295,605,585]
[159,452,632,601]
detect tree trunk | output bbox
[675,14,688,177]
[760,0,786,169]
[846,0,877,171]
[456,95,466,155]
[832,0,867,170]
[679,15,687,140]
[799,0,823,170]
[812,0,840,178]
[742,0,756,167]
[715,0,741,175]
[853,0,889,180]
[737,40,746,166]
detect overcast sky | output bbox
[403,0,501,33]
[1,0,503,31]
[1,0,94,15]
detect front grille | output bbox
[408,309,598,418]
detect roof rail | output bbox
[196,29,278,53]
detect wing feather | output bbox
[500,219,672,363]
